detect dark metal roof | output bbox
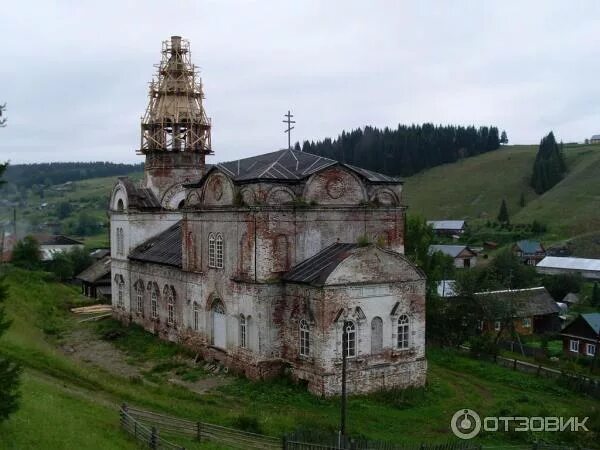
[129,222,182,268]
[119,177,162,210]
[283,243,359,286]
[35,234,84,246]
[429,245,475,258]
[76,256,111,283]
[582,313,600,334]
[515,240,543,254]
[476,287,560,318]
[190,149,402,185]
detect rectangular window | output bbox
[570,339,579,353]
[494,321,501,332]
[216,236,223,269]
[118,287,124,308]
[342,322,356,358]
[522,318,531,328]
[586,343,596,356]
[136,292,143,314]
[208,234,216,268]
[240,317,247,348]
[300,329,309,356]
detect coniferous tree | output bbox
[497,199,509,224]
[500,130,508,145]
[298,123,502,177]
[531,131,567,194]
[592,282,600,307]
[0,161,22,422]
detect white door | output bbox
[213,312,226,348]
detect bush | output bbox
[11,236,42,270]
[231,415,264,434]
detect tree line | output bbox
[2,161,143,189]
[297,124,506,176]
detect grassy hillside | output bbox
[403,144,600,239]
[0,267,598,448]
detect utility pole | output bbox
[283,110,295,150]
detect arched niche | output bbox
[371,188,399,206]
[161,183,187,210]
[202,173,234,206]
[110,184,129,212]
[303,167,366,205]
[267,187,295,205]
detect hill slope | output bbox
[403,144,600,238]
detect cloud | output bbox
[1,1,599,165]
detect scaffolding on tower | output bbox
[139,36,212,155]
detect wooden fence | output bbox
[120,405,185,450]
[284,430,481,450]
[120,404,281,450]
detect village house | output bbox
[109,36,427,396]
[429,244,477,268]
[561,313,599,358]
[512,239,546,266]
[35,234,84,261]
[426,220,466,236]
[536,256,600,280]
[475,287,561,336]
[76,255,112,300]
[590,134,600,144]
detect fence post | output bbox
[120,403,128,428]
[537,365,541,377]
[281,435,287,450]
[196,421,201,442]
[150,426,158,450]
[513,358,517,370]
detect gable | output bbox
[325,247,424,286]
[303,166,366,205]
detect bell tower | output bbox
[140,36,212,208]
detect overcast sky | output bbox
[1,1,599,165]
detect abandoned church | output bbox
[109,36,427,396]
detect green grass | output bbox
[0,267,598,448]
[403,144,600,242]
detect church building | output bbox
[109,36,427,396]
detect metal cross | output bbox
[282,110,295,150]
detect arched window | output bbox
[239,314,247,348]
[215,233,224,268]
[135,280,144,315]
[116,228,125,256]
[151,287,158,319]
[343,321,356,358]
[208,233,216,267]
[397,314,410,350]
[371,317,383,354]
[117,198,124,211]
[166,287,175,325]
[114,274,125,309]
[211,299,226,348]
[193,302,200,331]
[299,319,310,357]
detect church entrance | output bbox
[212,300,226,349]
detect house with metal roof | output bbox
[34,234,84,261]
[536,256,600,280]
[590,134,600,144]
[512,240,546,266]
[429,244,477,268]
[106,36,426,397]
[76,256,112,300]
[426,220,466,236]
[475,287,561,335]
[561,313,600,358]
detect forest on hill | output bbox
[2,162,144,189]
[298,124,503,176]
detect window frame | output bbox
[522,317,531,328]
[208,233,216,268]
[151,288,159,320]
[299,319,310,357]
[342,321,357,358]
[193,302,199,331]
[569,339,579,353]
[494,321,502,332]
[585,343,596,356]
[136,283,144,315]
[215,233,224,269]
[397,314,410,350]
[166,288,175,325]
[239,314,247,348]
